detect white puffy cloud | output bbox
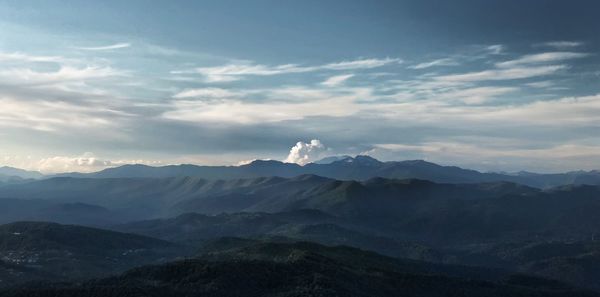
[284,140,328,165]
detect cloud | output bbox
[2,42,599,173]
[371,141,600,172]
[0,97,128,132]
[37,152,112,173]
[435,65,567,82]
[525,81,554,88]
[486,45,504,55]
[33,152,162,174]
[409,58,458,69]
[0,66,125,86]
[322,58,402,70]
[284,139,328,165]
[173,88,241,99]
[321,74,354,87]
[539,41,584,49]
[0,52,72,64]
[495,52,588,68]
[75,43,131,51]
[437,86,518,105]
[184,58,400,83]
[468,94,600,126]
[162,87,370,124]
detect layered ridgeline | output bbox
[1,175,600,243]
[113,210,445,263]
[2,238,595,297]
[44,156,600,189]
[3,156,600,188]
[3,161,600,292]
[2,178,600,291]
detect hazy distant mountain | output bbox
[48,156,600,188]
[3,175,600,244]
[0,174,24,185]
[0,199,123,226]
[0,167,43,180]
[3,239,591,297]
[0,175,538,223]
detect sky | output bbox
[1,0,600,173]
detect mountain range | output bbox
[1,174,600,243]
[3,156,600,293]
[4,156,600,189]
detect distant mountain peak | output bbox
[350,155,383,166]
[0,166,44,179]
[313,155,352,164]
[245,159,294,168]
[290,174,332,182]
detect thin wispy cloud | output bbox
[435,65,567,82]
[436,86,519,105]
[0,66,124,84]
[322,58,402,70]
[496,52,588,68]
[163,87,371,124]
[172,88,241,99]
[539,41,584,49]
[321,74,354,86]
[0,97,125,132]
[180,58,401,83]
[409,58,458,69]
[0,52,71,63]
[486,44,504,55]
[525,81,555,88]
[75,43,131,51]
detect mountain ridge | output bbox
[40,156,600,189]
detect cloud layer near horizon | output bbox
[2,0,600,173]
[1,42,600,173]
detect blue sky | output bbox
[1,0,600,173]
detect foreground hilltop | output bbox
[2,238,595,297]
[0,222,184,285]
